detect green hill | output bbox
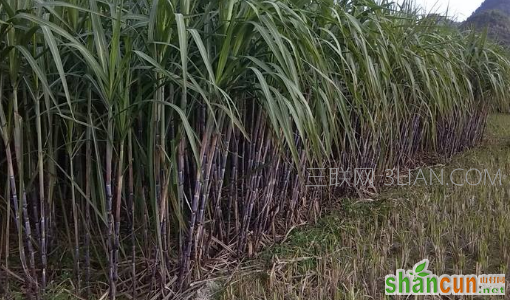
[463,0,510,46]
[472,0,510,15]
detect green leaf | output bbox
[14,46,60,114]
[176,13,188,110]
[41,26,73,117]
[0,0,15,18]
[415,261,427,273]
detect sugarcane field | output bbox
[1,0,510,299]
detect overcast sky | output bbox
[402,0,486,21]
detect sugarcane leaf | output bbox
[41,25,73,117]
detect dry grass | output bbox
[219,114,510,300]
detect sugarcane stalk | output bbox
[3,175,10,294]
[128,130,136,299]
[67,123,80,292]
[23,87,41,249]
[179,128,210,286]
[210,124,232,244]
[238,111,265,255]
[227,127,240,243]
[177,137,186,257]
[84,103,92,294]
[113,140,125,291]
[34,85,47,290]
[106,106,114,299]
[195,131,218,261]
[0,85,33,296]
[13,82,38,296]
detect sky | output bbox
[405,0,486,21]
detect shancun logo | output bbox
[385,259,506,296]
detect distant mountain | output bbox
[472,0,510,16]
[463,0,510,47]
